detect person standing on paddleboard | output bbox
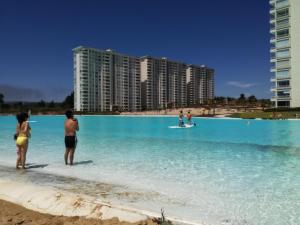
[186,111,192,125]
[179,110,184,127]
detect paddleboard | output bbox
[168,123,196,129]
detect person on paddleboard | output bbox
[186,111,192,125]
[179,110,184,127]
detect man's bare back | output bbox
[64,119,79,136]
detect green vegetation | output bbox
[230,111,300,119]
[214,94,271,109]
[0,92,74,114]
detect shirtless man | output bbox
[64,110,79,165]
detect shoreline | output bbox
[0,179,204,225]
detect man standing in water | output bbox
[64,110,79,165]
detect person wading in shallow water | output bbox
[64,110,79,165]
[15,111,31,169]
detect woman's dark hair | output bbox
[65,110,73,119]
[16,112,29,125]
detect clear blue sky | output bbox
[0,0,270,102]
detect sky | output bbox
[0,0,271,102]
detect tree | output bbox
[63,92,74,109]
[238,93,246,106]
[238,94,246,101]
[248,95,257,105]
[48,101,55,108]
[0,93,4,112]
[38,100,46,107]
[0,93,4,105]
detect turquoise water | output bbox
[0,115,300,225]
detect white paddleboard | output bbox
[168,124,196,129]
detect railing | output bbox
[276,21,289,29]
[276,0,289,9]
[277,34,290,39]
[277,85,290,88]
[277,62,290,69]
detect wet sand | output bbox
[0,199,157,225]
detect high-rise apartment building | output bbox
[73,46,141,112]
[270,0,300,108]
[140,56,187,110]
[187,65,214,106]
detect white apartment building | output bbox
[270,0,300,108]
[140,56,187,110]
[187,65,214,106]
[73,46,141,112]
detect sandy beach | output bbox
[120,107,243,117]
[0,199,157,225]
[0,179,162,225]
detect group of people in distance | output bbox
[14,110,79,169]
[178,110,193,127]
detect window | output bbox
[276,8,289,18]
[277,101,290,107]
[277,80,289,87]
[277,60,290,68]
[276,49,290,58]
[277,69,289,78]
[276,39,289,48]
[277,18,289,28]
[277,29,289,38]
[277,90,290,97]
[276,0,289,9]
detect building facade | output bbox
[187,65,214,106]
[270,0,300,108]
[73,46,141,112]
[140,56,187,110]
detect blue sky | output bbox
[0,0,270,102]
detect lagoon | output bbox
[0,116,300,225]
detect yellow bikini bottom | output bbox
[16,136,28,146]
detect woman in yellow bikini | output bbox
[15,112,31,169]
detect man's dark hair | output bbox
[16,112,28,125]
[65,110,73,119]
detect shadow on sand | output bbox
[26,164,49,169]
[73,160,93,166]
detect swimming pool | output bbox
[0,116,300,225]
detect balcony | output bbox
[276,0,290,9]
[277,96,291,100]
[277,59,290,68]
[270,37,276,43]
[276,75,290,80]
[270,27,276,33]
[277,22,290,29]
[270,77,277,82]
[277,85,291,89]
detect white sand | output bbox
[0,179,206,225]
